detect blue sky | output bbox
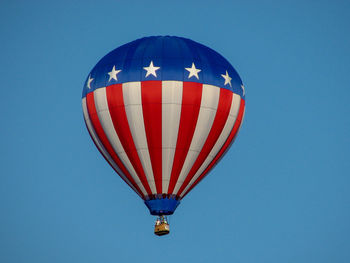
[1,0,350,262]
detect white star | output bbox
[108,66,121,82]
[87,75,94,89]
[221,70,232,87]
[241,84,245,96]
[185,62,201,79]
[143,61,160,78]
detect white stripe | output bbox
[123,82,157,194]
[161,81,183,193]
[179,94,242,197]
[173,84,220,195]
[82,97,141,196]
[93,88,148,196]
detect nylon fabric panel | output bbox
[141,81,162,193]
[181,99,245,198]
[177,88,233,196]
[208,93,241,158]
[123,82,157,194]
[106,84,153,196]
[235,102,246,139]
[219,99,245,160]
[179,93,240,197]
[84,94,144,197]
[167,82,202,195]
[93,88,148,196]
[162,81,183,193]
[173,84,220,195]
[82,98,142,197]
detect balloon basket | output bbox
[154,216,170,236]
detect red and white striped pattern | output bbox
[82,81,245,200]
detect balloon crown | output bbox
[82,36,244,99]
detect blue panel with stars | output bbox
[82,36,245,99]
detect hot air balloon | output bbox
[82,36,245,236]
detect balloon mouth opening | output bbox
[144,195,181,216]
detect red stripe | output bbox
[182,98,245,198]
[167,82,203,194]
[141,81,162,193]
[85,93,145,198]
[106,84,153,196]
[177,88,233,196]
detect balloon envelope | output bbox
[82,36,245,215]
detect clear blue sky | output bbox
[1,0,350,262]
